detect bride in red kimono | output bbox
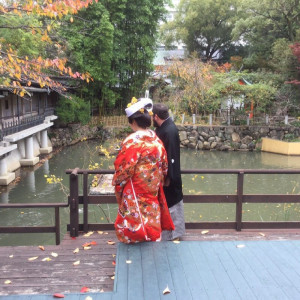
[112,97,174,243]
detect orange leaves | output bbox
[82,241,97,248]
[53,293,65,298]
[80,286,89,293]
[0,48,92,97]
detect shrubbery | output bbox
[56,96,91,125]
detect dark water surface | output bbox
[1,140,300,246]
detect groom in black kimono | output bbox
[152,103,185,240]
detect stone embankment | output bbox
[48,123,300,152]
[177,125,300,151]
[49,123,105,148]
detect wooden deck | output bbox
[1,229,300,299]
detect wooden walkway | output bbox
[1,230,300,299]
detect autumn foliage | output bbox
[0,0,96,96]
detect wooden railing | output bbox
[0,203,68,245]
[66,168,300,237]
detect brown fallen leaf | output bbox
[73,248,79,254]
[4,280,12,285]
[112,261,116,266]
[38,245,45,251]
[28,256,39,261]
[73,260,80,266]
[107,240,115,245]
[163,285,171,295]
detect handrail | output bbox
[66,168,300,237]
[0,202,69,245]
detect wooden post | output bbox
[83,172,88,233]
[55,207,60,245]
[236,172,244,231]
[69,168,79,237]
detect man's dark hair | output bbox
[153,103,169,120]
[128,110,151,128]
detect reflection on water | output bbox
[1,141,300,246]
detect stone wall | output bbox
[49,123,105,148]
[48,123,300,151]
[177,125,300,151]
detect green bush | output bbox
[56,96,91,125]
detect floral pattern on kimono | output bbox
[112,129,174,244]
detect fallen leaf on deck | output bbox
[84,246,91,250]
[104,232,108,235]
[201,230,209,235]
[53,293,65,298]
[100,289,104,292]
[236,244,245,248]
[28,256,38,261]
[259,232,265,237]
[97,231,104,235]
[110,276,115,280]
[80,286,89,293]
[9,255,13,258]
[71,237,76,240]
[112,261,116,265]
[38,245,45,251]
[83,231,94,237]
[82,241,97,247]
[173,240,180,244]
[73,248,79,254]
[4,280,12,284]
[73,260,80,266]
[126,260,132,264]
[163,285,171,295]
[85,296,93,300]
[112,254,116,257]
[42,257,52,262]
[51,252,58,257]
[107,240,115,245]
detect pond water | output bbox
[1,140,300,246]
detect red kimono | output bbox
[112,129,174,243]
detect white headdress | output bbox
[125,97,153,117]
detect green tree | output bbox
[60,0,168,113]
[232,0,300,69]
[161,0,240,60]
